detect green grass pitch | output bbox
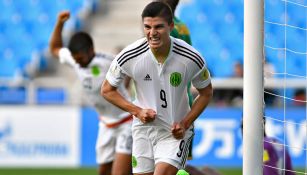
[0,168,242,175]
[0,168,304,175]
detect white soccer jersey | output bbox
[106,37,211,129]
[59,48,130,124]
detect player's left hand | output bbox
[171,122,186,139]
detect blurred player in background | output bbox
[49,11,132,175]
[241,116,295,175]
[102,2,213,175]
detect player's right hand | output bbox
[136,109,156,123]
[58,11,70,23]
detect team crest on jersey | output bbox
[170,72,181,87]
[91,65,100,76]
[201,69,209,80]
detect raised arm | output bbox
[49,11,70,57]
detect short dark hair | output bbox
[68,32,93,54]
[159,0,179,15]
[141,1,173,24]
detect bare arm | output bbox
[172,83,213,139]
[183,83,213,128]
[101,80,156,123]
[49,11,70,58]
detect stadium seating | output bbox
[1,0,305,104]
[178,0,306,102]
[0,0,98,104]
[178,0,306,78]
[0,0,98,80]
[36,87,66,104]
[179,0,245,78]
[0,86,26,104]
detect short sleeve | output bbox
[58,48,77,67]
[106,59,126,87]
[192,67,211,89]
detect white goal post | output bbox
[243,0,264,175]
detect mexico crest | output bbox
[170,72,182,87]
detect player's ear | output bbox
[169,21,174,31]
[89,46,95,56]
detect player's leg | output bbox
[96,122,116,175]
[112,153,132,175]
[98,162,112,175]
[112,122,133,175]
[154,162,178,175]
[154,126,194,175]
[132,126,155,175]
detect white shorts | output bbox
[132,125,194,174]
[96,120,132,164]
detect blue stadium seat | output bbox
[286,51,306,77]
[36,88,66,104]
[286,28,306,54]
[0,0,15,21]
[265,0,285,24]
[0,86,27,104]
[225,0,243,20]
[68,0,85,12]
[287,1,307,29]
[0,34,5,51]
[12,34,37,70]
[211,53,235,77]
[179,4,203,27]
[264,23,286,48]
[223,38,243,61]
[216,20,242,43]
[29,17,53,50]
[199,1,228,23]
[0,54,20,78]
[265,48,278,63]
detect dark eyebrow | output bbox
[155,24,165,28]
[144,24,151,28]
[143,23,165,29]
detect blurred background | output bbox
[0,0,306,174]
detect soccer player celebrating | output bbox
[101,2,213,175]
[49,11,132,175]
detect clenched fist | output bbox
[57,11,70,24]
[136,109,156,123]
[171,122,186,139]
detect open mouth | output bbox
[150,37,160,45]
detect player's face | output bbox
[72,51,91,68]
[143,16,173,51]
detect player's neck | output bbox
[151,42,171,64]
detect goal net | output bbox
[244,0,306,174]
